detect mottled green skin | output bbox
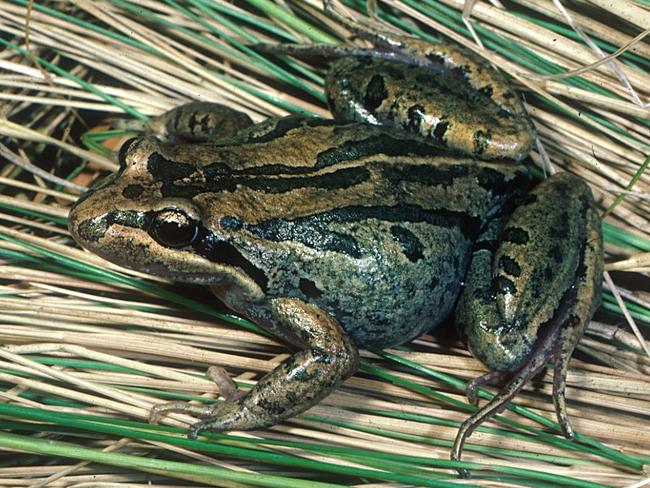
[70,122,530,350]
[456,174,602,372]
[68,35,603,461]
[325,39,536,161]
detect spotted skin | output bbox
[326,53,534,161]
[71,131,530,349]
[68,25,603,472]
[271,35,535,160]
[150,298,359,437]
[114,102,254,143]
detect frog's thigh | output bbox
[461,173,600,372]
[453,173,602,466]
[152,298,359,438]
[552,197,602,438]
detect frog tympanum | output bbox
[68,29,603,470]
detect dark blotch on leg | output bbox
[478,85,493,98]
[122,184,144,199]
[425,52,445,66]
[432,120,449,144]
[498,255,522,277]
[491,275,517,296]
[299,278,323,299]
[406,104,425,133]
[473,130,491,155]
[497,108,514,119]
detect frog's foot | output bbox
[257,42,421,68]
[452,317,564,477]
[150,298,359,439]
[463,329,578,436]
[148,367,244,428]
[259,2,417,65]
[149,399,220,426]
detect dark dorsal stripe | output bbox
[222,204,481,258]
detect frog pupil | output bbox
[150,208,198,248]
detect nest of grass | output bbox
[0,0,648,486]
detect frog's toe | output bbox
[206,366,246,402]
[187,417,227,440]
[185,401,247,439]
[187,421,206,440]
[179,400,257,439]
[465,370,508,406]
[553,374,574,440]
[149,400,217,425]
[450,450,471,479]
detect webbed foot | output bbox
[148,366,245,435]
[452,315,565,477]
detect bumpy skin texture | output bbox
[273,35,535,161]
[458,174,600,372]
[68,33,603,470]
[69,122,530,349]
[326,41,535,161]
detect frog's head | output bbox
[68,137,265,290]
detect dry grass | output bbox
[0,0,648,486]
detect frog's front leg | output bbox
[114,102,254,143]
[453,173,603,471]
[150,298,359,438]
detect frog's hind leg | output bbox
[259,2,431,67]
[149,298,359,438]
[453,173,603,474]
[551,202,603,439]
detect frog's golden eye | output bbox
[149,208,199,248]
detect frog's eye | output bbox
[149,208,199,248]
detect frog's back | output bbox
[159,120,530,348]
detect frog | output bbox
[67,23,603,472]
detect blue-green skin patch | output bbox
[68,34,603,464]
[71,130,530,349]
